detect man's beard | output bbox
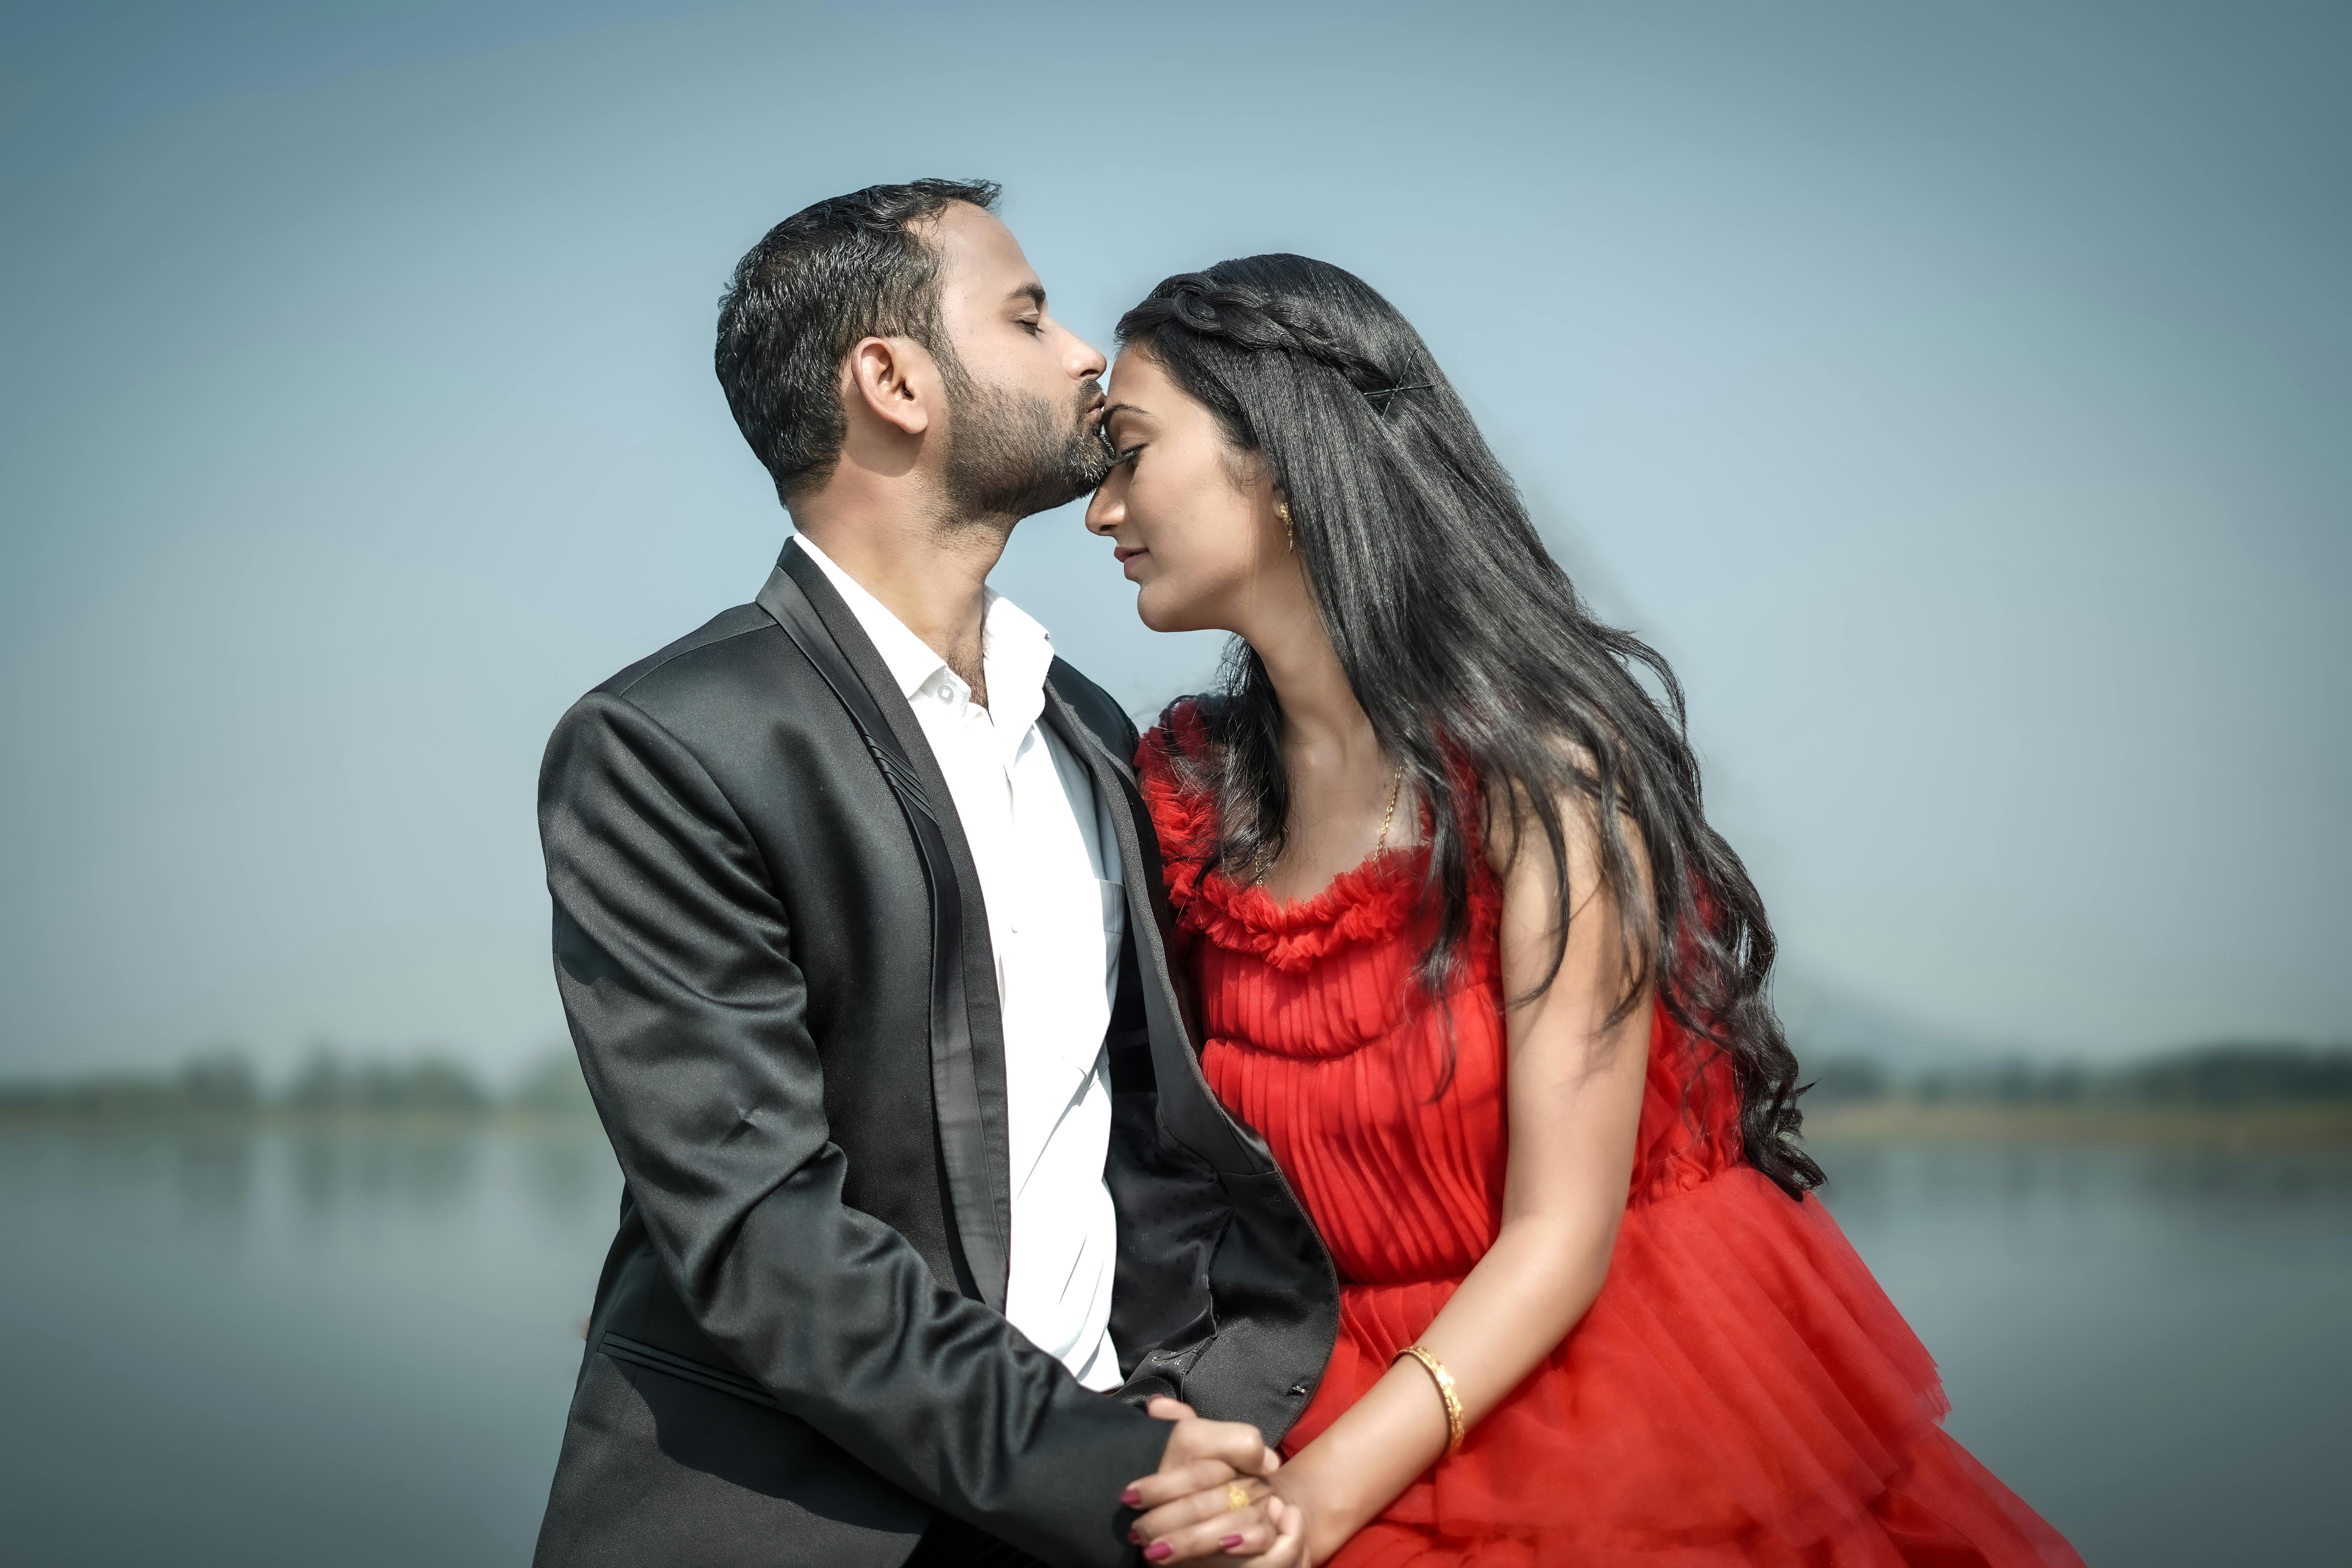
[937,358,1112,524]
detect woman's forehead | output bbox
[1107,347,1174,402]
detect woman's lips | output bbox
[1114,544,1149,580]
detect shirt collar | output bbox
[980,592,1055,742]
[790,533,1056,726]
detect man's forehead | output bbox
[930,203,1038,298]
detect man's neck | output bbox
[789,505,1008,707]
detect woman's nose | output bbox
[1083,485,1121,535]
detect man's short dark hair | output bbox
[714,178,1001,503]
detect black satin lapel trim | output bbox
[1040,679,1267,1178]
[757,544,1013,1309]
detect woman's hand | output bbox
[1243,1492,1312,1566]
[1123,1398,1313,1564]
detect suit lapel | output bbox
[1041,672,1269,1177]
[758,543,1014,1310]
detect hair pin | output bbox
[1365,381,1434,414]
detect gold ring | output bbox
[1225,1481,1251,1512]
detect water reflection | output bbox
[0,1125,2343,1567]
[1824,1138,2352,1208]
[517,1133,618,1225]
[0,1120,623,1568]
[288,1127,487,1217]
[1814,1139,2352,1567]
[174,1132,258,1222]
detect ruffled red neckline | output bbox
[1137,701,1497,974]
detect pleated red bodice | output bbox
[1140,703,2082,1568]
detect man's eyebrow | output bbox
[1007,281,1046,309]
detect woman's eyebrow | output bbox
[1101,402,1149,421]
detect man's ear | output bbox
[844,335,935,439]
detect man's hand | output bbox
[1121,1398,1311,1565]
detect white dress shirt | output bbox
[795,535,1128,1390]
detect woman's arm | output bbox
[1272,789,1654,1563]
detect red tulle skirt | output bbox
[1286,1167,2080,1566]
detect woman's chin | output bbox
[1135,586,1192,635]
[1136,596,1215,636]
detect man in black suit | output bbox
[530,179,1336,1568]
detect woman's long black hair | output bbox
[1119,255,1821,1198]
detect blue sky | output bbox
[2,0,2344,1078]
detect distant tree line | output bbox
[11,1039,2345,1121]
[1799,1042,2352,1107]
[0,1045,595,1120]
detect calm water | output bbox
[2,1127,2345,1566]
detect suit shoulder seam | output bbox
[607,614,777,702]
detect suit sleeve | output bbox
[539,689,1170,1566]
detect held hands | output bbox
[1122,1397,1311,1566]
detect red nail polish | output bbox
[1127,1528,1141,1543]
[1121,1487,1143,1506]
[1221,1535,1245,1550]
[1145,1543,1173,1562]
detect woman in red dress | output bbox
[1086,258,2083,1568]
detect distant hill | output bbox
[1771,969,2004,1076]
[1760,969,2351,1114]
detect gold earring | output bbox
[1276,498,1295,552]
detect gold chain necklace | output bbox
[1374,760,1406,853]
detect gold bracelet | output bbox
[1394,1343,1465,1457]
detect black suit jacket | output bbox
[532,543,1338,1568]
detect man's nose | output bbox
[1068,329,1108,382]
